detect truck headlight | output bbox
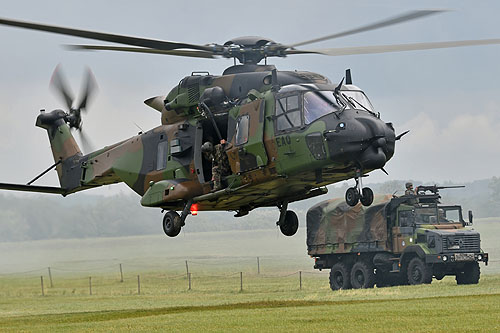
[442,255,448,262]
[478,254,483,261]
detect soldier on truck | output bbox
[307,185,488,290]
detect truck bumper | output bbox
[425,252,488,265]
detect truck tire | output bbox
[350,261,375,289]
[329,262,352,291]
[407,257,432,285]
[456,262,480,285]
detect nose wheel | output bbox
[345,171,374,207]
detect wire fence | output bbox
[2,256,497,297]
[0,256,329,297]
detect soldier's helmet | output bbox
[405,182,413,189]
[201,141,214,153]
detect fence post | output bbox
[299,271,302,290]
[40,276,44,296]
[240,272,243,292]
[89,276,92,295]
[188,273,191,290]
[137,275,141,295]
[257,257,260,274]
[185,260,189,279]
[119,263,123,283]
[48,267,53,288]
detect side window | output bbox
[275,95,301,131]
[156,141,169,170]
[235,115,250,146]
[398,210,414,227]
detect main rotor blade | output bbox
[50,64,74,110]
[292,38,500,57]
[66,45,215,59]
[0,17,212,52]
[289,10,445,48]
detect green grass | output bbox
[0,225,499,331]
[0,272,499,332]
[0,294,498,332]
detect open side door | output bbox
[227,99,268,173]
[193,122,206,183]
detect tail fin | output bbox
[36,109,82,189]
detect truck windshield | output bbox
[342,90,374,112]
[303,91,343,124]
[414,206,462,224]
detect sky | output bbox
[1,0,500,197]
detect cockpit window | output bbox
[342,90,375,112]
[303,91,343,125]
[276,95,301,131]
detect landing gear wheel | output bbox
[163,210,182,237]
[456,262,480,285]
[350,261,375,289]
[407,257,432,285]
[345,187,359,206]
[329,262,352,291]
[279,210,299,236]
[360,187,374,206]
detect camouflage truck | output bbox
[307,187,489,290]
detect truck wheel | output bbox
[407,257,432,285]
[163,211,181,237]
[279,210,299,236]
[456,262,480,285]
[350,261,375,289]
[329,262,352,290]
[345,187,359,206]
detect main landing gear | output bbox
[276,201,299,236]
[345,170,374,207]
[162,199,193,237]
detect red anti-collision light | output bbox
[190,203,199,216]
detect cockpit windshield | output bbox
[342,90,375,112]
[303,91,343,124]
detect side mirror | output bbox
[468,210,473,225]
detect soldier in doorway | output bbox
[201,139,231,191]
[213,139,231,190]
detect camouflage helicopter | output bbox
[1,10,500,238]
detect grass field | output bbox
[0,219,499,331]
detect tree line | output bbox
[1,178,499,242]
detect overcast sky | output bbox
[1,0,500,196]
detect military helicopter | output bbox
[1,10,500,237]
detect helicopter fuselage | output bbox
[60,66,395,215]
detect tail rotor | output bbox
[50,65,97,153]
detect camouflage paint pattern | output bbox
[31,65,396,214]
[307,195,392,255]
[308,193,487,272]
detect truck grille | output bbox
[443,234,480,252]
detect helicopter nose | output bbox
[323,115,395,170]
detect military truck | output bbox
[307,186,489,290]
